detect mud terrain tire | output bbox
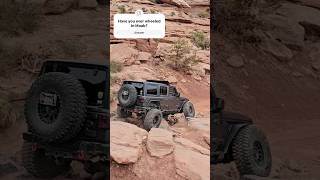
[183,101,195,118]
[118,84,137,107]
[22,141,71,178]
[144,109,162,131]
[117,106,132,118]
[232,125,272,177]
[25,72,87,143]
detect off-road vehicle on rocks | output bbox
[22,60,109,178]
[212,88,272,177]
[117,80,195,130]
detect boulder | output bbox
[110,43,139,64]
[159,120,171,130]
[174,137,209,155]
[174,144,209,180]
[166,75,178,83]
[135,39,158,54]
[278,3,320,28]
[309,43,320,71]
[147,128,174,158]
[188,118,210,133]
[110,121,148,164]
[43,0,74,14]
[155,43,171,58]
[226,55,244,68]
[78,0,98,9]
[260,37,293,62]
[262,14,305,49]
[160,0,191,8]
[136,52,152,63]
[288,0,320,10]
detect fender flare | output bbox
[223,122,252,154]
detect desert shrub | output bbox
[0,95,16,129]
[0,0,42,36]
[215,0,261,43]
[118,5,126,14]
[57,40,86,59]
[215,0,280,43]
[110,90,117,103]
[110,74,121,85]
[110,61,123,73]
[191,31,210,50]
[198,10,210,18]
[169,39,199,72]
[0,40,28,75]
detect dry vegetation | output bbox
[0,0,42,36]
[169,39,199,72]
[215,0,279,43]
[191,31,210,50]
[0,93,16,129]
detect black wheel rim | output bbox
[153,115,160,126]
[38,91,60,124]
[189,106,193,114]
[253,141,265,166]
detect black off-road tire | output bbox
[183,101,195,118]
[117,84,137,107]
[232,125,272,177]
[22,141,71,178]
[117,106,132,118]
[24,72,87,143]
[144,109,162,131]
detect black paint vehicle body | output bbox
[212,87,272,177]
[117,80,195,130]
[22,60,109,178]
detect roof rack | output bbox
[146,80,170,85]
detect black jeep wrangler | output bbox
[22,60,109,178]
[117,80,195,130]
[212,87,272,177]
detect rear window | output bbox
[146,84,158,95]
[42,62,108,107]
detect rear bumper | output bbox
[117,104,149,114]
[23,133,109,161]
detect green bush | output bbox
[191,31,210,50]
[169,40,199,72]
[215,0,262,43]
[118,5,126,14]
[110,61,123,73]
[0,0,42,36]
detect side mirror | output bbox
[213,98,224,113]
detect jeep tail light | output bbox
[98,114,108,128]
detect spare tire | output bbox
[24,72,87,143]
[117,84,137,107]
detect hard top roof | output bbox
[124,80,171,86]
[44,59,109,68]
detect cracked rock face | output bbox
[110,121,148,164]
[146,128,174,157]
